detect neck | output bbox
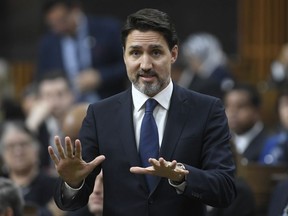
[10,166,38,187]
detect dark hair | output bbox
[36,70,72,92]
[42,0,81,14]
[0,177,23,216]
[0,120,39,145]
[226,83,261,108]
[121,8,178,50]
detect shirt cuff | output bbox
[168,163,187,194]
[62,180,85,199]
[168,179,187,194]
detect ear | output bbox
[171,45,178,64]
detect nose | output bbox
[140,54,152,71]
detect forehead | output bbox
[39,78,68,91]
[2,127,30,141]
[126,30,168,49]
[46,4,68,17]
[226,90,250,104]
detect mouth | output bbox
[138,71,157,82]
[140,75,156,82]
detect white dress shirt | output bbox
[233,121,264,154]
[132,79,173,149]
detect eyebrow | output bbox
[127,44,164,50]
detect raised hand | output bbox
[130,157,189,182]
[48,136,105,188]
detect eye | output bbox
[129,50,141,57]
[152,49,162,57]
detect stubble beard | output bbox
[132,74,169,97]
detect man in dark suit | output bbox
[37,0,127,103]
[224,83,269,162]
[48,8,236,216]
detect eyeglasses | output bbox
[3,140,34,152]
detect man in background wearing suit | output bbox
[224,83,269,163]
[48,8,236,216]
[37,0,127,103]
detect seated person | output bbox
[0,177,24,216]
[224,83,269,162]
[0,120,64,216]
[259,88,288,165]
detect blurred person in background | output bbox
[269,43,288,90]
[0,177,24,216]
[36,0,127,103]
[259,88,288,165]
[0,120,64,216]
[24,71,75,173]
[178,32,235,99]
[224,83,269,163]
[87,170,103,216]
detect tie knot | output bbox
[145,98,158,113]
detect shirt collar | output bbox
[234,121,264,142]
[132,79,173,112]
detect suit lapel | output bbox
[117,89,148,190]
[152,85,191,194]
[160,85,191,160]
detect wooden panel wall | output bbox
[10,62,35,100]
[236,0,288,82]
[235,0,288,126]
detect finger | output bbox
[169,160,177,169]
[54,136,66,159]
[48,146,60,165]
[89,155,106,167]
[148,158,160,166]
[130,166,152,174]
[74,139,82,159]
[159,158,167,167]
[65,137,73,158]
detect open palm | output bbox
[48,136,105,188]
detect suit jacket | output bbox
[54,83,236,216]
[267,179,288,216]
[36,15,127,99]
[207,177,255,216]
[242,127,269,162]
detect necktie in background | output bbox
[139,98,159,192]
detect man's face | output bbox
[39,78,73,118]
[123,30,178,97]
[45,4,75,35]
[224,90,259,135]
[2,128,38,173]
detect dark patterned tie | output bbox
[139,98,159,191]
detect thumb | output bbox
[89,155,105,167]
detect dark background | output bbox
[0,0,237,61]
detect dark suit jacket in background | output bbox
[267,179,288,216]
[242,127,269,162]
[36,15,127,99]
[54,83,236,216]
